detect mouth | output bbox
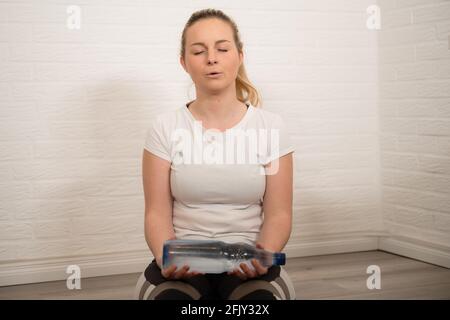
[206,72,223,78]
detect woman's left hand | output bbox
[227,243,269,280]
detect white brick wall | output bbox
[378,0,450,251]
[0,0,448,286]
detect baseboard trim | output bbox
[285,235,379,258]
[378,237,450,269]
[1,236,378,287]
[2,235,447,287]
[0,250,153,287]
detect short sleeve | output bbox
[143,117,172,162]
[263,114,295,165]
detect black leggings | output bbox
[141,259,289,300]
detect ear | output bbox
[180,55,187,72]
[239,51,244,67]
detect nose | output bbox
[207,52,218,65]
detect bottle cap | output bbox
[274,253,286,265]
[162,243,169,268]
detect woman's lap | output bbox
[143,258,283,300]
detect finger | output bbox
[237,270,247,280]
[228,268,246,280]
[188,271,203,277]
[235,265,248,280]
[163,264,177,276]
[228,268,240,278]
[251,259,268,275]
[162,265,177,278]
[233,269,246,280]
[241,263,256,278]
[167,265,182,279]
[240,263,250,277]
[227,269,237,276]
[173,265,188,279]
[174,265,190,279]
[228,268,240,277]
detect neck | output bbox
[189,87,245,121]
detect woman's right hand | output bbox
[161,264,204,279]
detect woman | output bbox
[141,8,295,300]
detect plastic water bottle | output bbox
[162,239,286,274]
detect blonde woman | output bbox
[140,8,295,300]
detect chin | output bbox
[202,81,231,91]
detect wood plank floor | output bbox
[0,250,449,299]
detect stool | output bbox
[133,266,296,300]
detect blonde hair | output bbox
[180,8,262,108]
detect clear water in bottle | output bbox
[162,239,286,274]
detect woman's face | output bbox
[180,18,243,93]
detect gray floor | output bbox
[0,250,449,299]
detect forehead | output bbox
[186,18,234,45]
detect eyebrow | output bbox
[190,40,231,47]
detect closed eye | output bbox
[194,49,228,55]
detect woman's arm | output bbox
[256,153,294,252]
[231,153,294,280]
[142,149,176,268]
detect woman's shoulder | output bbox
[150,106,185,128]
[154,106,183,121]
[249,106,284,127]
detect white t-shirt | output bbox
[143,101,295,245]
